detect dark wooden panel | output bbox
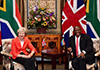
[26,34,61,56]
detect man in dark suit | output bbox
[68,26,95,70]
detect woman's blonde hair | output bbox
[17,27,27,33]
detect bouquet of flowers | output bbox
[27,3,57,29]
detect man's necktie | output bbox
[76,37,79,56]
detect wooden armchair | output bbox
[67,38,100,70]
[0,39,38,70]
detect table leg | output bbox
[65,54,67,69]
[51,56,56,69]
[58,57,62,64]
[42,53,44,70]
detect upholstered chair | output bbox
[68,38,100,70]
[1,39,38,70]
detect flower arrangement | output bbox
[27,3,57,29]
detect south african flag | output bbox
[86,0,100,38]
[0,0,22,45]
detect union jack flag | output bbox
[42,39,46,46]
[62,0,86,47]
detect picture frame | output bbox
[27,0,57,29]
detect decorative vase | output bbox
[37,26,46,33]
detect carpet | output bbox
[37,61,65,70]
[0,61,66,70]
[0,65,3,70]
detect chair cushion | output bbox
[2,39,38,70]
[5,62,25,70]
[86,63,95,70]
[2,39,12,53]
[14,63,25,70]
[92,38,100,52]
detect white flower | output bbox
[34,17,37,20]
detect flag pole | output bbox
[27,0,29,21]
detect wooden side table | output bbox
[41,49,67,70]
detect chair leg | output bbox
[36,61,38,70]
[10,61,14,70]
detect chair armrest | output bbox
[0,51,12,57]
[95,51,100,56]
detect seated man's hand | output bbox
[77,52,85,58]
